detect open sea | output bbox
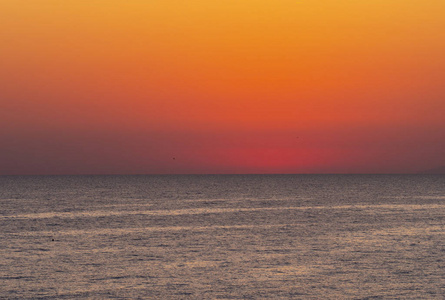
[1,174,444,299]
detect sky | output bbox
[1,0,444,175]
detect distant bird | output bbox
[173,157,175,160]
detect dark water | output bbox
[1,175,444,299]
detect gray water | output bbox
[1,175,444,299]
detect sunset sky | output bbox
[1,1,444,174]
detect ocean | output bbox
[1,175,444,299]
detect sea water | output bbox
[1,175,444,299]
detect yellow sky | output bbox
[1,1,444,174]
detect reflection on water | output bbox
[4,203,445,220]
[1,175,444,298]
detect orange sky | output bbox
[1,0,444,174]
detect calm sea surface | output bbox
[1,175,444,299]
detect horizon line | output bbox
[1,172,443,176]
